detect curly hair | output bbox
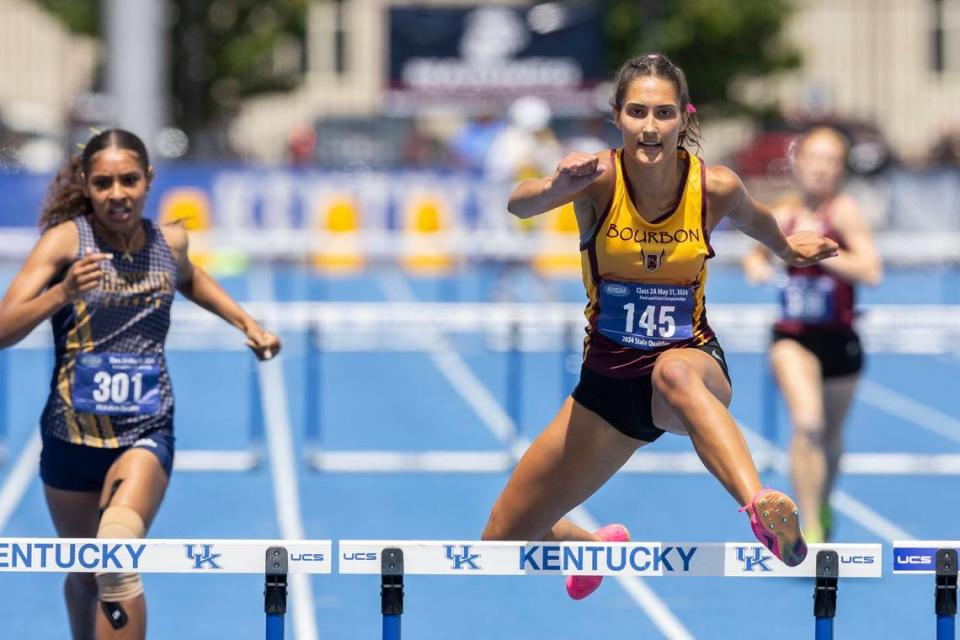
[610,53,702,155]
[38,129,150,230]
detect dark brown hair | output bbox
[610,53,702,154]
[38,129,150,230]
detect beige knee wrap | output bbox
[95,506,146,602]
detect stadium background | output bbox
[1,1,959,638]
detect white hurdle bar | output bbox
[340,541,882,578]
[307,447,960,476]
[0,538,880,578]
[0,538,332,574]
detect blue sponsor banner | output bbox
[893,545,960,572]
[0,166,493,232]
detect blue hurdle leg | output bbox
[305,325,322,447]
[506,322,523,439]
[936,549,958,640]
[938,615,955,640]
[814,551,838,640]
[249,357,264,447]
[266,613,284,640]
[761,361,778,446]
[265,547,288,640]
[381,548,404,640]
[815,617,833,640]
[382,614,401,640]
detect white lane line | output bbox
[0,431,41,532]
[251,266,318,640]
[739,422,915,542]
[378,272,689,639]
[859,379,960,444]
[569,506,695,640]
[829,490,914,542]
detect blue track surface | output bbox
[0,263,958,639]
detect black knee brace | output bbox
[101,600,128,630]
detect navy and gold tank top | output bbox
[40,216,177,447]
[579,148,716,378]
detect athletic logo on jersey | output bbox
[736,546,773,572]
[640,248,665,271]
[444,544,481,570]
[184,544,222,570]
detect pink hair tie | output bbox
[686,103,697,114]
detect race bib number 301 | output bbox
[72,353,161,415]
[597,281,695,350]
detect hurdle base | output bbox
[174,448,262,472]
[306,449,516,473]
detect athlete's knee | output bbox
[66,571,98,598]
[96,504,146,627]
[792,424,826,447]
[652,356,697,400]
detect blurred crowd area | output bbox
[1,0,960,234]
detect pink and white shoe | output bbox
[565,524,630,600]
[740,489,807,567]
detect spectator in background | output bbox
[742,126,883,543]
[449,111,506,175]
[561,116,613,156]
[929,127,960,167]
[485,95,563,183]
[286,123,317,166]
[401,120,451,169]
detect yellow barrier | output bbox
[311,195,365,273]
[400,194,454,275]
[532,202,581,277]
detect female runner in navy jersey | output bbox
[482,54,839,600]
[743,126,882,542]
[0,129,280,639]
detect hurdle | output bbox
[340,540,882,640]
[0,537,884,638]
[290,300,960,477]
[894,541,959,639]
[0,537,332,640]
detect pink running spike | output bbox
[565,524,630,600]
[740,489,808,567]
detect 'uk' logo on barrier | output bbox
[444,544,481,570]
[185,544,222,570]
[736,546,773,572]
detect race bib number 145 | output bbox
[597,281,695,350]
